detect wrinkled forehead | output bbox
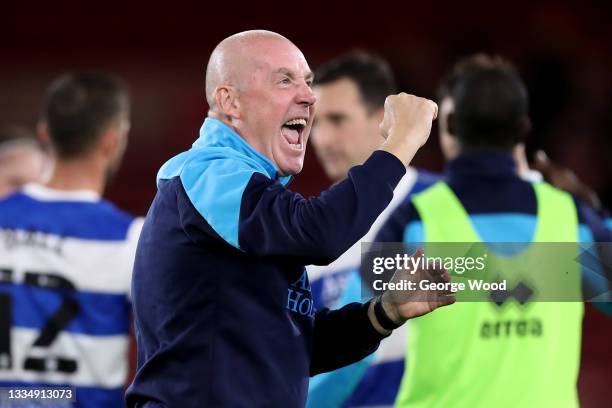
[248,39,312,80]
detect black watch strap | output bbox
[373,296,401,331]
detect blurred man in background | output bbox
[0,73,142,407]
[376,54,611,408]
[308,52,612,408]
[0,125,48,199]
[307,52,440,408]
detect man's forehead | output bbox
[271,66,314,79]
[0,150,40,172]
[315,78,364,108]
[250,57,311,81]
[249,40,310,72]
[0,144,41,160]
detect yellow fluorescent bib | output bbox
[395,182,584,408]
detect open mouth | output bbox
[281,118,307,150]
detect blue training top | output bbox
[126,118,407,408]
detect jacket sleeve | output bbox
[309,300,388,376]
[181,150,406,265]
[238,151,405,264]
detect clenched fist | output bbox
[379,93,438,166]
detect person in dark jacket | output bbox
[126,30,452,408]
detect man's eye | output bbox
[330,116,346,126]
[280,78,291,85]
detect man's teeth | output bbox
[284,118,307,127]
[282,119,305,149]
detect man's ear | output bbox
[371,107,386,139]
[214,85,241,119]
[518,116,532,140]
[99,125,121,159]
[36,122,50,146]
[373,106,385,122]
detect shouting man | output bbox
[127,30,449,408]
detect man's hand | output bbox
[379,93,438,166]
[368,248,455,335]
[533,150,602,210]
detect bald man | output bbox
[0,125,48,199]
[127,31,448,408]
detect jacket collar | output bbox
[193,118,291,185]
[445,151,517,184]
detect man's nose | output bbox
[297,83,316,106]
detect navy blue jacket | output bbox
[126,118,406,407]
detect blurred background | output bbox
[2,0,610,406]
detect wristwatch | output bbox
[373,295,402,331]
